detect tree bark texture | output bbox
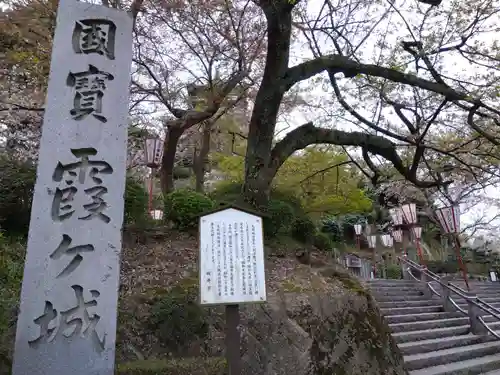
[194,121,212,192]
[160,127,183,194]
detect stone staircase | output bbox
[367,279,500,375]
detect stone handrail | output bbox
[398,256,500,339]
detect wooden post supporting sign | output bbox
[225,304,242,374]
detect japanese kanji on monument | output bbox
[12,1,133,374]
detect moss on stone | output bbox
[281,280,305,292]
[116,357,227,375]
[308,291,406,375]
[148,277,208,353]
[319,267,370,298]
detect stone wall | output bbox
[209,267,407,375]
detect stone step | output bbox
[381,305,443,315]
[454,297,500,303]
[457,301,500,310]
[398,334,492,356]
[460,290,500,295]
[374,294,428,302]
[366,280,418,286]
[404,341,500,371]
[378,299,438,308]
[371,289,424,296]
[385,312,463,324]
[368,286,422,292]
[408,352,500,375]
[476,292,500,299]
[481,369,500,374]
[390,317,469,333]
[393,325,470,343]
[391,316,500,333]
[454,286,500,292]
[451,280,500,289]
[435,286,500,294]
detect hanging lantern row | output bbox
[352,225,403,248]
[355,203,465,286]
[389,204,417,226]
[365,233,398,249]
[354,202,458,261]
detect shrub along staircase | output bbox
[366,268,500,375]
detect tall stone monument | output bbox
[12,1,133,374]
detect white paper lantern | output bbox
[402,203,417,224]
[354,224,363,235]
[144,135,164,168]
[389,207,404,226]
[392,229,403,243]
[412,226,422,240]
[381,234,394,247]
[367,235,377,248]
[436,206,460,234]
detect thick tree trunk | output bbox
[194,121,211,192]
[242,156,274,208]
[160,127,183,194]
[242,6,292,208]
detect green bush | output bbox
[149,279,208,353]
[321,214,369,243]
[164,189,214,230]
[124,176,149,224]
[263,200,295,238]
[210,182,305,215]
[427,260,459,274]
[0,234,25,371]
[386,265,402,279]
[208,181,242,202]
[292,215,317,244]
[268,187,304,215]
[321,217,342,242]
[313,232,333,251]
[0,156,36,237]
